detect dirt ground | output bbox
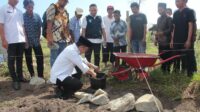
[0,77,199,112]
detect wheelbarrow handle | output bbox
[158,51,168,56]
[152,55,182,67]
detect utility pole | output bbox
[126,10,131,52]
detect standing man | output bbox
[110,10,127,65]
[190,9,197,73]
[50,36,97,99]
[23,0,44,78]
[129,2,147,53]
[102,5,115,67]
[170,0,196,76]
[155,3,173,73]
[82,4,107,66]
[0,0,28,90]
[46,0,70,67]
[69,8,83,43]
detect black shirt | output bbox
[173,8,195,43]
[129,13,147,41]
[156,14,173,43]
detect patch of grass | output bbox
[150,69,191,98]
[192,73,200,82]
[0,62,9,77]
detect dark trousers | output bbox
[190,44,197,72]
[113,45,127,65]
[56,67,83,97]
[85,43,101,66]
[173,43,196,75]
[7,43,25,82]
[159,45,171,72]
[25,45,44,77]
[102,43,114,63]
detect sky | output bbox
[0,0,199,28]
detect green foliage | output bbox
[0,62,9,77]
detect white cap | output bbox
[75,8,83,15]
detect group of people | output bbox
[0,0,198,99]
[155,0,197,76]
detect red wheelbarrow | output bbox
[111,53,181,81]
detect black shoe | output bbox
[55,88,63,98]
[12,81,21,90]
[19,78,29,83]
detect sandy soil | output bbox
[0,77,199,112]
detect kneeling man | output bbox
[50,36,98,99]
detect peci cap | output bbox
[158,3,167,9]
[78,36,93,48]
[75,8,83,15]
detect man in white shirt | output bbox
[82,4,107,66]
[0,0,27,90]
[102,5,115,67]
[50,36,98,99]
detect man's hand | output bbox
[103,41,107,48]
[88,63,100,73]
[142,37,146,43]
[88,68,97,79]
[25,42,29,49]
[184,40,191,49]
[94,66,100,73]
[170,40,174,48]
[114,38,119,46]
[47,34,54,46]
[2,39,8,49]
[92,72,97,79]
[154,41,158,46]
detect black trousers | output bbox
[7,43,25,82]
[102,43,114,63]
[113,45,127,65]
[56,67,83,97]
[173,43,196,75]
[25,45,44,77]
[190,43,197,72]
[85,43,101,66]
[159,45,171,72]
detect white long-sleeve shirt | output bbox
[50,43,89,84]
